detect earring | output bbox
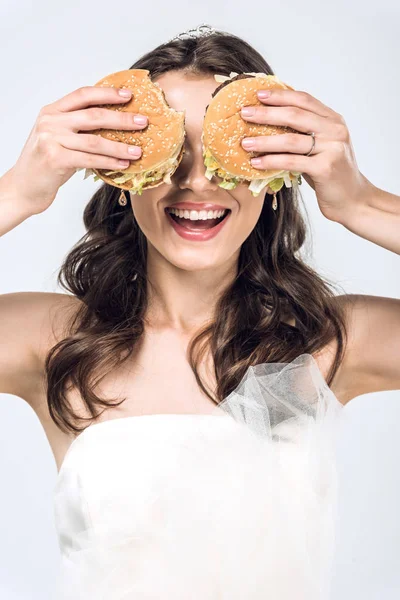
[272,192,278,211]
[118,189,128,206]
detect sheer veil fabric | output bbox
[53,353,344,599]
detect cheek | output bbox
[129,199,159,238]
[233,189,265,231]
[129,189,163,227]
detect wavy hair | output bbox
[45,30,347,434]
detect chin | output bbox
[165,249,226,272]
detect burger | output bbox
[83,69,186,194]
[202,72,303,197]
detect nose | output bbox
[174,146,219,194]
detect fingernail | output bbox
[251,158,262,166]
[118,88,132,97]
[242,138,255,149]
[257,90,272,99]
[133,115,148,125]
[241,107,255,117]
[128,146,141,156]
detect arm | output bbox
[0,83,144,401]
[0,170,80,404]
[239,86,400,398]
[0,167,38,235]
[339,184,400,255]
[336,294,400,401]
[0,169,43,400]
[334,187,400,401]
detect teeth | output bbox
[167,208,228,220]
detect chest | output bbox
[41,320,338,471]
[69,327,218,422]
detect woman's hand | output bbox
[240,88,374,223]
[8,86,148,215]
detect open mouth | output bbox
[165,208,231,231]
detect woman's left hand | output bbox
[240,88,374,223]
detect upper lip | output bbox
[165,202,231,211]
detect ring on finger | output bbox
[304,131,316,156]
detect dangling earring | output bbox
[118,189,128,206]
[272,192,278,211]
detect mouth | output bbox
[165,207,231,230]
[164,207,232,241]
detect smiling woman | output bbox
[2,20,399,600]
[38,34,355,593]
[46,30,350,432]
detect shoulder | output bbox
[318,293,400,404]
[29,291,84,362]
[2,292,84,465]
[8,291,83,355]
[0,291,83,403]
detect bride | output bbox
[1,24,399,600]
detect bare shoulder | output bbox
[32,291,83,362]
[315,293,400,404]
[0,291,83,404]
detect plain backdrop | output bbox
[0,1,399,598]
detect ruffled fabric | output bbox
[53,353,343,600]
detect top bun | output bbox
[88,69,186,191]
[202,73,302,196]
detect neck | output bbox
[144,247,239,334]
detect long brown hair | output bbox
[45,30,347,434]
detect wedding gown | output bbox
[52,353,344,599]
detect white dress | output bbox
[53,353,344,599]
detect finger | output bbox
[58,146,134,172]
[241,132,323,155]
[256,88,339,120]
[43,85,134,114]
[249,152,317,177]
[52,107,148,133]
[57,133,142,160]
[241,105,326,135]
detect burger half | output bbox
[202,72,303,197]
[84,69,186,194]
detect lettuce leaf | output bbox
[248,179,271,196]
[218,179,240,190]
[202,147,302,197]
[267,178,285,192]
[82,143,183,194]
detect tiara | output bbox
[168,23,217,43]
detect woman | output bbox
[1,25,399,599]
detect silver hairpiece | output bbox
[168,23,217,43]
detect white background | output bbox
[0,1,399,598]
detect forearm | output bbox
[0,167,36,237]
[338,184,400,255]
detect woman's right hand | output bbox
[8,86,148,215]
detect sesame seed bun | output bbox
[202,73,303,197]
[88,69,186,193]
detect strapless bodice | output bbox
[52,354,343,599]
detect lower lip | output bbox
[165,210,231,241]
